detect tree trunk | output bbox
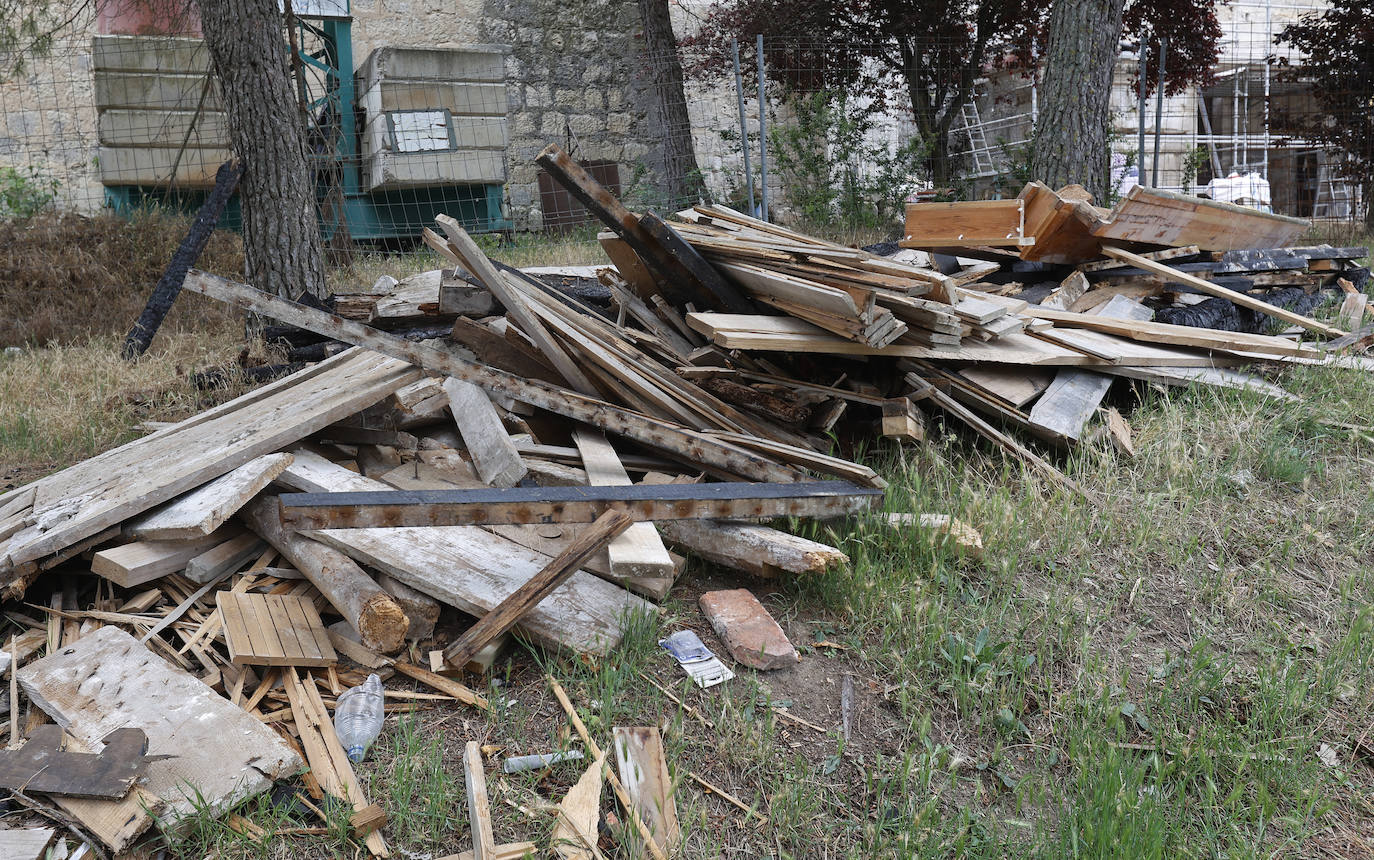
[1032,0,1128,202]
[638,0,708,206]
[199,0,327,300]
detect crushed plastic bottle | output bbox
[333,673,385,763]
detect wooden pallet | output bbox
[217,591,336,667]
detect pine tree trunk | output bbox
[638,0,707,206]
[199,0,327,300]
[1032,0,1128,202]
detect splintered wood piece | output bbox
[126,453,294,540]
[551,751,606,859]
[0,725,150,798]
[443,509,634,669]
[278,481,885,529]
[463,741,497,860]
[17,626,301,823]
[217,591,336,667]
[612,727,679,854]
[442,378,528,488]
[282,668,389,857]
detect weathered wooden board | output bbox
[442,378,527,488]
[1,349,421,595]
[902,198,1030,247]
[574,428,675,598]
[126,453,293,540]
[17,626,302,823]
[276,452,655,657]
[1092,185,1308,250]
[218,591,336,667]
[0,828,55,860]
[184,532,267,584]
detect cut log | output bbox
[241,496,409,654]
[276,451,654,658]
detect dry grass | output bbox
[0,210,245,347]
[0,326,256,486]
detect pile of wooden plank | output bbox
[1,141,1369,854]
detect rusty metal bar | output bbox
[278,481,884,529]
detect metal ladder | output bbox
[1313,164,1353,219]
[956,99,998,179]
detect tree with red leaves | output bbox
[683,0,1226,195]
[680,0,1047,188]
[1273,1,1374,228]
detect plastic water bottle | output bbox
[333,673,385,763]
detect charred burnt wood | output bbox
[122,159,243,360]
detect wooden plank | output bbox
[1099,246,1343,337]
[0,725,150,798]
[218,592,336,667]
[574,428,675,595]
[463,741,497,860]
[612,726,679,854]
[435,215,599,396]
[1,349,422,595]
[958,367,1054,408]
[180,271,805,485]
[91,527,239,588]
[1027,371,1113,442]
[17,626,302,823]
[55,764,162,854]
[277,452,654,658]
[183,531,266,584]
[278,481,885,529]
[901,198,1030,247]
[1338,292,1367,331]
[442,378,528,488]
[1026,304,1326,357]
[536,144,753,313]
[443,510,633,669]
[283,668,389,856]
[0,828,54,860]
[1092,185,1307,250]
[125,453,293,540]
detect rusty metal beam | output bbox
[277,481,884,529]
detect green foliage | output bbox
[767,90,928,230]
[1181,145,1209,195]
[0,164,57,219]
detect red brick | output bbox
[698,589,798,670]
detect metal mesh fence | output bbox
[0,0,1366,258]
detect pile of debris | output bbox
[0,141,1370,857]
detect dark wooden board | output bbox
[0,726,151,799]
[278,481,884,529]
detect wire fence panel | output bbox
[0,1,1367,252]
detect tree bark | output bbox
[199,0,327,300]
[638,0,708,206]
[1032,0,1128,202]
